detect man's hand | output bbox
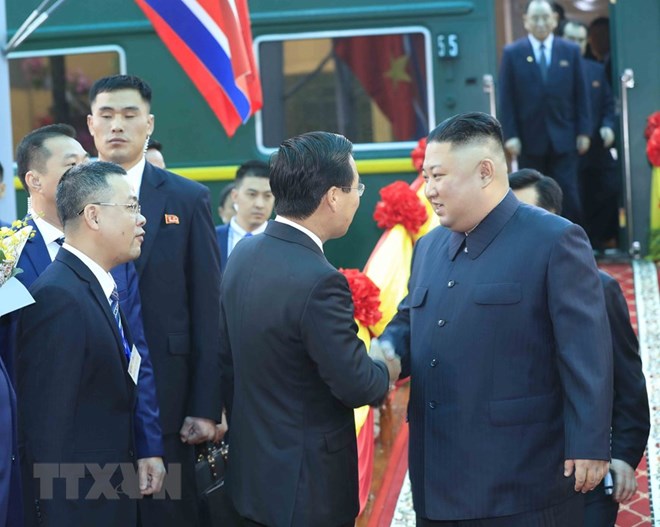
[137,457,166,495]
[214,411,229,443]
[370,338,401,383]
[600,126,615,148]
[179,416,217,444]
[577,134,591,155]
[564,459,609,493]
[610,458,637,503]
[504,137,521,157]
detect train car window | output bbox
[8,46,126,156]
[256,27,433,153]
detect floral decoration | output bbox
[645,111,660,140]
[648,127,660,168]
[373,180,428,234]
[339,268,383,327]
[0,219,33,287]
[410,137,427,173]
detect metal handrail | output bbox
[620,68,640,258]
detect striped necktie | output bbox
[110,286,132,362]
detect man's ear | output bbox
[82,205,101,231]
[325,186,339,213]
[25,171,41,194]
[479,159,496,188]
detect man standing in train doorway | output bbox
[498,0,591,224]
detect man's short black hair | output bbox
[509,168,564,214]
[218,183,235,209]
[56,161,127,228]
[269,131,354,220]
[147,138,162,152]
[235,160,269,188]
[427,112,505,154]
[16,124,77,194]
[89,75,152,106]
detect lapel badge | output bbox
[164,214,180,225]
[559,59,569,67]
[526,56,534,63]
[592,80,601,88]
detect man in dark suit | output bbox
[562,20,619,250]
[6,125,165,479]
[215,160,273,271]
[220,131,400,527]
[509,168,650,527]
[376,113,613,526]
[88,75,223,527]
[17,161,154,526]
[498,0,591,223]
[0,356,21,527]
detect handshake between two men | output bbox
[369,338,401,387]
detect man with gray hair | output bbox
[16,161,160,527]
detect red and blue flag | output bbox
[135,0,262,137]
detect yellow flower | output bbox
[0,219,34,286]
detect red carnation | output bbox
[373,181,428,234]
[648,127,660,168]
[339,268,383,327]
[411,137,427,173]
[645,111,660,140]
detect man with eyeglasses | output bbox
[498,0,591,224]
[219,131,399,527]
[7,125,165,523]
[88,74,222,527]
[15,161,160,526]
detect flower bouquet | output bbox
[0,220,35,316]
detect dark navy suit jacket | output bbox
[498,36,591,155]
[215,223,229,272]
[0,354,21,527]
[382,192,613,520]
[10,218,163,459]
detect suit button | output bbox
[11,454,15,462]
[447,280,455,288]
[128,450,134,458]
[437,319,446,327]
[428,400,437,409]
[430,358,438,367]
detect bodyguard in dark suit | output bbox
[0,356,21,527]
[17,162,157,526]
[220,132,399,527]
[6,125,165,468]
[215,160,273,272]
[498,0,591,223]
[378,113,613,526]
[509,169,650,527]
[88,75,223,527]
[562,20,620,250]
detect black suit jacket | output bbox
[16,249,137,527]
[599,271,649,468]
[134,162,222,434]
[220,221,389,527]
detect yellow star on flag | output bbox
[385,54,412,91]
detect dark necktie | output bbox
[110,286,132,362]
[55,236,65,246]
[538,43,548,83]
[243,232,253,239]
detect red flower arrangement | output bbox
[648,127,660,168]
[338,268,383,327]
[373,181,428,234]
[410,137,427,173]
[645,111,660,140]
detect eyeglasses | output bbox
[77,202,141,216]
[341,183,366,197]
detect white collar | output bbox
[125,156,147,198]
[61,243,116,300]
[274,216,324,253]
[30,211,63,246]
[229,216,268,237]
[528,33,554,52]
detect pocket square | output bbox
[559,60,569,67]
[165,214,180,225]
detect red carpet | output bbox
[362,262,652,526]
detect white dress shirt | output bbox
[61,243,116,304]
[274,215,324,253]
[528,33,554,67]
[31,212,64,262]
[227,216,268,256]
[125,156,146,199]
